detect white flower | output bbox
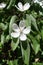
[11,20,31,41]
[0,2,6,9]
[15,2,30,12]
[39,11,43,15]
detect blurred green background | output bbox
[0,0,43,65]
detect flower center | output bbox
[19,28,23,34]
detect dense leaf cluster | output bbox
[0,0,43,65]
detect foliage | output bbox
[0,0,43,65]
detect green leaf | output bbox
[6,35,10,42]
[0,23,8,31]
[0,42,2,49]
[25,14,31,27]
[7,60,18,65]
[31,11,38,18]
[40,20,43,24]
[41,29,43,40]
[35,34,41,42]
[30,14,38,31]
[7,0,16,9]
[20,41,30,65]
[9,15,17,34]
[11,39,19,51]
[29,35,40,54]
[13,59,18,65]
[33,62,43,65]
[1,33,5,44]
[7,60,13,65]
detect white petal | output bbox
[0,3,6,8]
[11,32,20,38]
[20,34,27,41]
[18,2,23,10]
[12,23,20,32]
[19,20,25,30]
[15,5,24,11]
[15,5,20,10]
[24,3,30,10]
[23,26,31,34]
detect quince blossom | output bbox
[11,20,31,41]
[15,2,30,12]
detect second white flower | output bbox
[15,2,30,12]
